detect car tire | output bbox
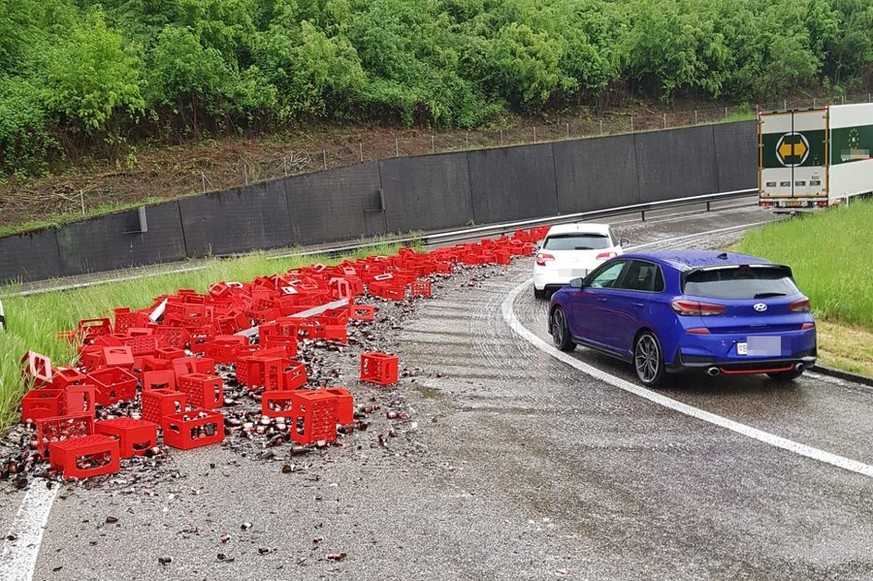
[634,331,665,387]
[550,307,576,352]
[767,367,804,382]
[534,287,545,300]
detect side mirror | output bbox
[620,238,629,247]
[569,277,584,289]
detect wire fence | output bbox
[1,92,871,230]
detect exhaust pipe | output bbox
[706,367,720,377]
[795,362,805,373]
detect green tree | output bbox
[42,11,145,134]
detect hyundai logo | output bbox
[753,303,768,312]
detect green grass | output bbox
[0,241,408,431]
[735,198,873,329]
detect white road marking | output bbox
[0,481,60,581]
[502,279,873,478]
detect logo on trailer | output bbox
[775,132,810,167]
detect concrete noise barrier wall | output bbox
[0,121,757,285]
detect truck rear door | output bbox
[759,109,827,207]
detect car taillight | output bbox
[800,322,815,330]
[789,298,811,312]
[535,252,555,267]
[671,299,727,316]
[596,251,616,260]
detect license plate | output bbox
[737,336,782,356]
[785,200,802,207]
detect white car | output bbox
[532,223,626,299]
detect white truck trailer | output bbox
[758,102,873,210]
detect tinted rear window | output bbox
[682,266,800,299]
[543,233,611,251]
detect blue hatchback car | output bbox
[547,250,817,386]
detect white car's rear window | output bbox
[543,233,611,251]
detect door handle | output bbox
[596,297,608,303]
[632,302,644,309]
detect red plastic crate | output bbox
[95,417,158,457]
[360,352,399,385]
[142,369,176,391]
[172,356,216,381]
[289,391,338,445]
[194,335,249,364]
[368,281,406,301]
[155,346,186,360]
[77,318,113,345]
[282,361,307,390]
[51,366,86,389]
[119,334,159,357]
[86,367,138,405]
[163,410,225,449]
[261,390,297,418]
[323,387,354,425]
[349,304,375,322]
[21,389,64,421]
[410,280,432,298]
[177,373,224,409]
[64,384,96,416]
[35,414,95,457]
[49,435,120,479]
[141,389,187,426]
[21,351,53,387]
[102,346,135,368]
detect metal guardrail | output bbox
[267,187,758,259]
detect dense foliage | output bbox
[0,0,871,174]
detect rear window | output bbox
[682,266,800,299]
[543,233,611,251]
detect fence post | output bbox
[724,106,728,119]
[395,138,399,157]
[359,142,363,162]
[465,132,469,148]
[783,99,787,110]
[565,122,569,138]
[201,173,206,193]
[283,156,287,176]
[631,116,634,133]
[243,163,248,185]
[599,120,603,136]
[663,112,667,128]
[431,135,435,153]
[533,126,537,143]
[80,190,85,215]
[500,129,504,145]
[694,110,698,125]
[813,98,817,108]
[322,150,327,170]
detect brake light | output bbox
[686,327,710,335]
[800,322,815,330]
[535,252,555,267]
[596,251,616,260]
[671,299,727,316]
[789,298,811,312]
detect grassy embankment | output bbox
[0,242,405,431]
[735,199,873,377]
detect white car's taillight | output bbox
[535,252,555,267]
[596,251,617,260]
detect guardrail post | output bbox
[706,201,711,212]
[641,210,646,222]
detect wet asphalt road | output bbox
[8,200,873,580]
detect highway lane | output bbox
[5,200,873,580]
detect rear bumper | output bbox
[667,352,817,374]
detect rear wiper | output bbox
[753,292,786,298]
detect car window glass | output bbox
[543,233,611,251]
[588,261,627,288]
[620,260,663,292]
[683,266,800,299]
